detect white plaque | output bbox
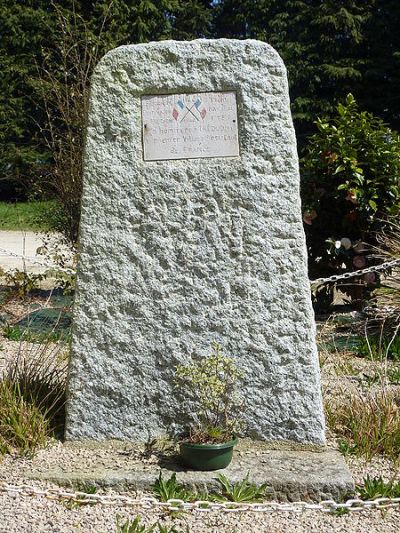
[142,92,239,161]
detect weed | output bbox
[150,473,214,510]
[326,392,400,460]
[115,516,180,533]
[76,482,97,494]
[333,359,359,377]
[44,267,76,294]
[4,269,44,299]
[357,334,400,361]
[2,324,21,341]
[338,440,358,456]
[156,525,181,533]
[0,338,68,455]
[214,473,270,503]
[151,473,189,503]
[143,437,176,461]
[387,367,400,384]
[318,352,329,369]
[0,380,49,456]
[331,507,350,516]
[3,324,68,343]
[363,372,382,387]
[187,489,212,503]
[61,483,97,509]
[8,340,67,430]
[357,476,400,500]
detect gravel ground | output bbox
[1,310,400,531]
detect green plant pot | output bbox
[179,436,238,471]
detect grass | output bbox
[356,333,400,361]
[0,338,68,456]
[0,200,56,231]
[326,392,400,461]
[3,324,70,343]
[0,380,49,455]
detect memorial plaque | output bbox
[142,92,239,161]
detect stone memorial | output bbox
[65,39,326,446]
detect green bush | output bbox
[301,94,400,279]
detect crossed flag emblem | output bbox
[172,97,207,122]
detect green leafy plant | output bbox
[116,517,152,533]
[302,94,400,285]
[77,483,97,494]
[363,372,383,387]
[357,476,400,500]
[45,267,76,295]
[151,473,214,508]
[37,233,77,294]
[214,473,269,503]
[4,269,44,299]
[174,342,243,444]
[387,367,400,384]
[151,473,189,503]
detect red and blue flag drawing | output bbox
[172,97,207,121]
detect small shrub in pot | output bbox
[174,342,243,470]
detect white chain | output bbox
[0,247,75,274]
[310,258,400,286]
[1,480,399,513]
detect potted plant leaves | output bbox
[174,342,243,471]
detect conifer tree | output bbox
[0,1,55,197]
[363,0,400,130]
[214,0,375,138]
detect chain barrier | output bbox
[1,480,400,514]
[310,258,400,287]
[0,247,74,274]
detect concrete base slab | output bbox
[26,440,354,502]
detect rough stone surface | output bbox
[26,441,353,502]
[65,39,325,445]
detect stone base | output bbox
[26,440,354,502]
